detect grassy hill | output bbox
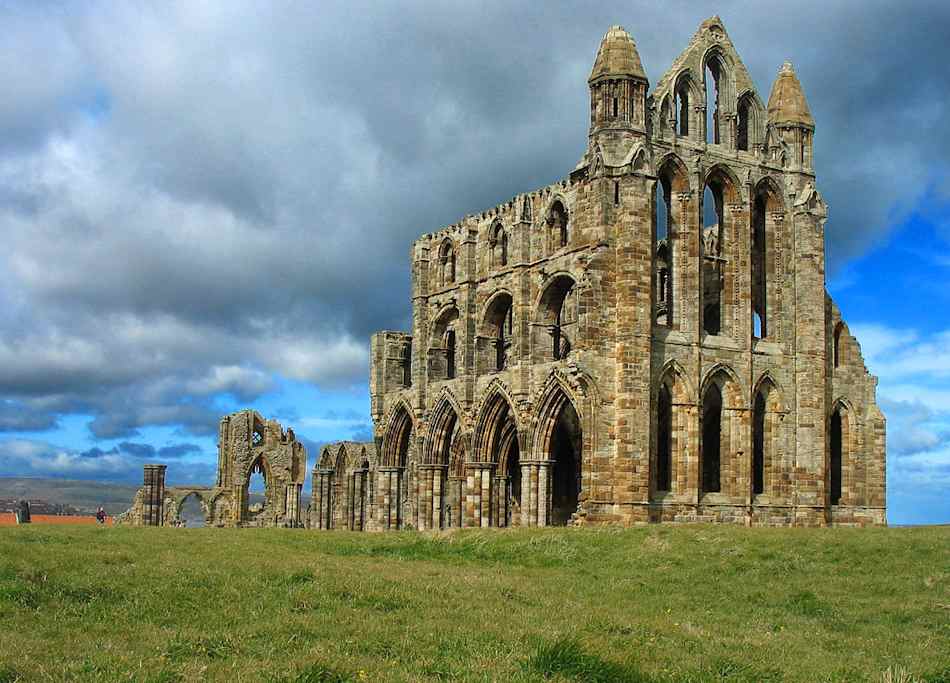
[0,525,946,682]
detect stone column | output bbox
[142,464,167,527]
[521,462,533,527]
[417,465,442,530]
[465,463,495,527]
[377,467,402,530]
[494,476,508,526]
[538,460,552,527]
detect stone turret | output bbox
[587,25,649,164]
[767,61,814,172]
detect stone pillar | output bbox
[14,500,30,524]
[377,467,403,530]
[142,464,167,527]
[465,463,495,527]
[519,460,554,527]
[538,461,552,527]
[521,462,533,527]
[494,476,508,527]
[791,185,828,526]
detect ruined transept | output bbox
[312,17,886,529]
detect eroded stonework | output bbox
[311,18,886,530]
[118,410,307,527]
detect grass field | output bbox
[0,525,946,682]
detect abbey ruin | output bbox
[124,18,886,530]
[311,17,886,530]
[120,410,307,527]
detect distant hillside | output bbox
[0,477,311,517]
[0,478,140,515]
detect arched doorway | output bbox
[474,391,518,527]
[382,405,413,529]
[549,399,582,526]
[701,383,723,494]
[243,456,270,526]
[830,409,843,505]
[179,493,207,528]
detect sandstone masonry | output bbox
[312,17,886,529]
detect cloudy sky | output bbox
[1,1,948,524]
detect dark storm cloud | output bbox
[0,438,212,485]
[0,1,948,442]
[80,441,201,461]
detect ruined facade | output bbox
[118,410,307,527]
[311,18,886,529]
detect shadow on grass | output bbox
[281,662,354,682]
[525,638,787,683]
[525,637,654,682]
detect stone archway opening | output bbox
[244,457,269,525]
[179,493,207,528]
[550,400,582,526]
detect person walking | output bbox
[95,507,106,525]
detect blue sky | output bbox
[0,2,948,524]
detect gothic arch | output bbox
[751,374,786,497]
[700,363,745,408]
[829,398,854,507]
[702,48,733,145]
[534,273,578,362]
[532,377,584,525]
[653,361,694,496]
[703,163,744,202]
[382,401,415,468]
[489,219,509,268]
[424,393,461,465]
[437,237,457,285]
[737,90,765,151]
[699,364,743,496]
[481,289,515,372]
[542,196,570,252]
[430,304,460,380]
[473,383,520,464]
[657,359,696,403]
[318,445,336,469]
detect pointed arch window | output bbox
[675,78,690,137]
[484,293,514,372]
[439,240,456,286]
[537,275,577,362]
[752,392,766,494]
[656,384,672,492]
[547,200,569,250]
[752,193,768,338]
[833,323,844,368]
[491,222,508,268]
[737,95,752,151]
[702,178,725,335]
[704,56,723,145]
[445,330,456,379]
[701,383,722,494]
[830,408,842,505]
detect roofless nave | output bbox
[122,17,886,529]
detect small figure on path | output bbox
[95,507,106,525]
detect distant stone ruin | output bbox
[118,410,307,527]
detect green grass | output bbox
[0,525,947,682]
